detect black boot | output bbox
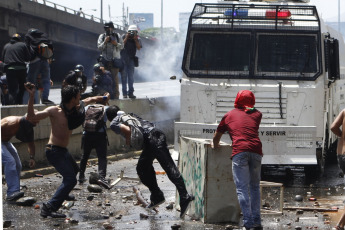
[78,173,86,184]
[180,194,195,218]
[40,203,66,218]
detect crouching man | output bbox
[26,83,110,218]
[1,99,38,201]
[105,105,194,218]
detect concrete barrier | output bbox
[176,137,240,224]
[1,96,180,168]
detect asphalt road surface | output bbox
[3,154,345,230]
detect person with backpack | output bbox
[2,34,32,105]
[79,99,110,189]
[97,21,123,99]
[92,63,114,97]
[106,105,195,218]
[26,84,110,218]
[25,28,54,104]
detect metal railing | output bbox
[28,0,126,30]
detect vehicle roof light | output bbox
[224,9,249,18]
[265,10,291,19]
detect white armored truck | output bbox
[174,0,345,177]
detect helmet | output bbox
[104,21,114,29]
[12,33,21,41]
[93,63,102,73]
[74,64,84,72]
[127,25,138,32]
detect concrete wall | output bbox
[1,96,180,168]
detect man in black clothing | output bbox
[62,65,87,93]
[106,105,194,218]
[79,102,110,190]
[2,34,32,104]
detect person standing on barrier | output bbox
[2,34,32,105]
[26,84,110,218]
[97,21,123,99]
[213,90,263,230]
[106,105,194,218]
[120,25,142,99]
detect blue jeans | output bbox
[46,145,78,211]
[232,152,262,228]
[121,58,135,96]
[2,142,22,196]
[27,59,51,100]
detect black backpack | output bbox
[83,105,106,132]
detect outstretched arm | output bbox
[82,92,110,106]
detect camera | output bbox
[94,75,102,84]
[129,31,135,39]
[25,82,34,90]
[106,31,115,41]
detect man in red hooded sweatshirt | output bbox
[213,90,263,230]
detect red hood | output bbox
[234,90,255,111]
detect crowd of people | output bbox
[1,20,141,105]
[1,20,195,222]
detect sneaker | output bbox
[6,191,24,201]
[41,99,54,104]
[123,95,128,98]
[253,226,263,230]
[66,194,75,201]
[128,94,136,99]
[78,174,86,184]
[180,194,195,218]
[40,203,66,218]
[147,194,165,209]
[97,178,111,189]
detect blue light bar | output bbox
[224,9,249,18]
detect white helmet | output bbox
[128,25,138,32]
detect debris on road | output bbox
[133,186,158,213]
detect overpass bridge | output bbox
[0,0,156,82]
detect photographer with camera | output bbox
[62,64,87,94]
[120,25,142,99]
[92,63,114,97]
[97,21,123,99]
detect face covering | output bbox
[234,90,256,112]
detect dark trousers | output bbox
[6,69,27,105]
[80,133,108,178]
[45,145,78,211]
[136,129,188,200]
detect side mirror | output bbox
[324,37,340,81]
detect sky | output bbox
[46,0,345,31]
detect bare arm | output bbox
[331,110,344,137]
[212,131,223,149]
[120,124,131,146]
[82,92,110,106]
[25,83,50,122]
[26,142,36,168]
